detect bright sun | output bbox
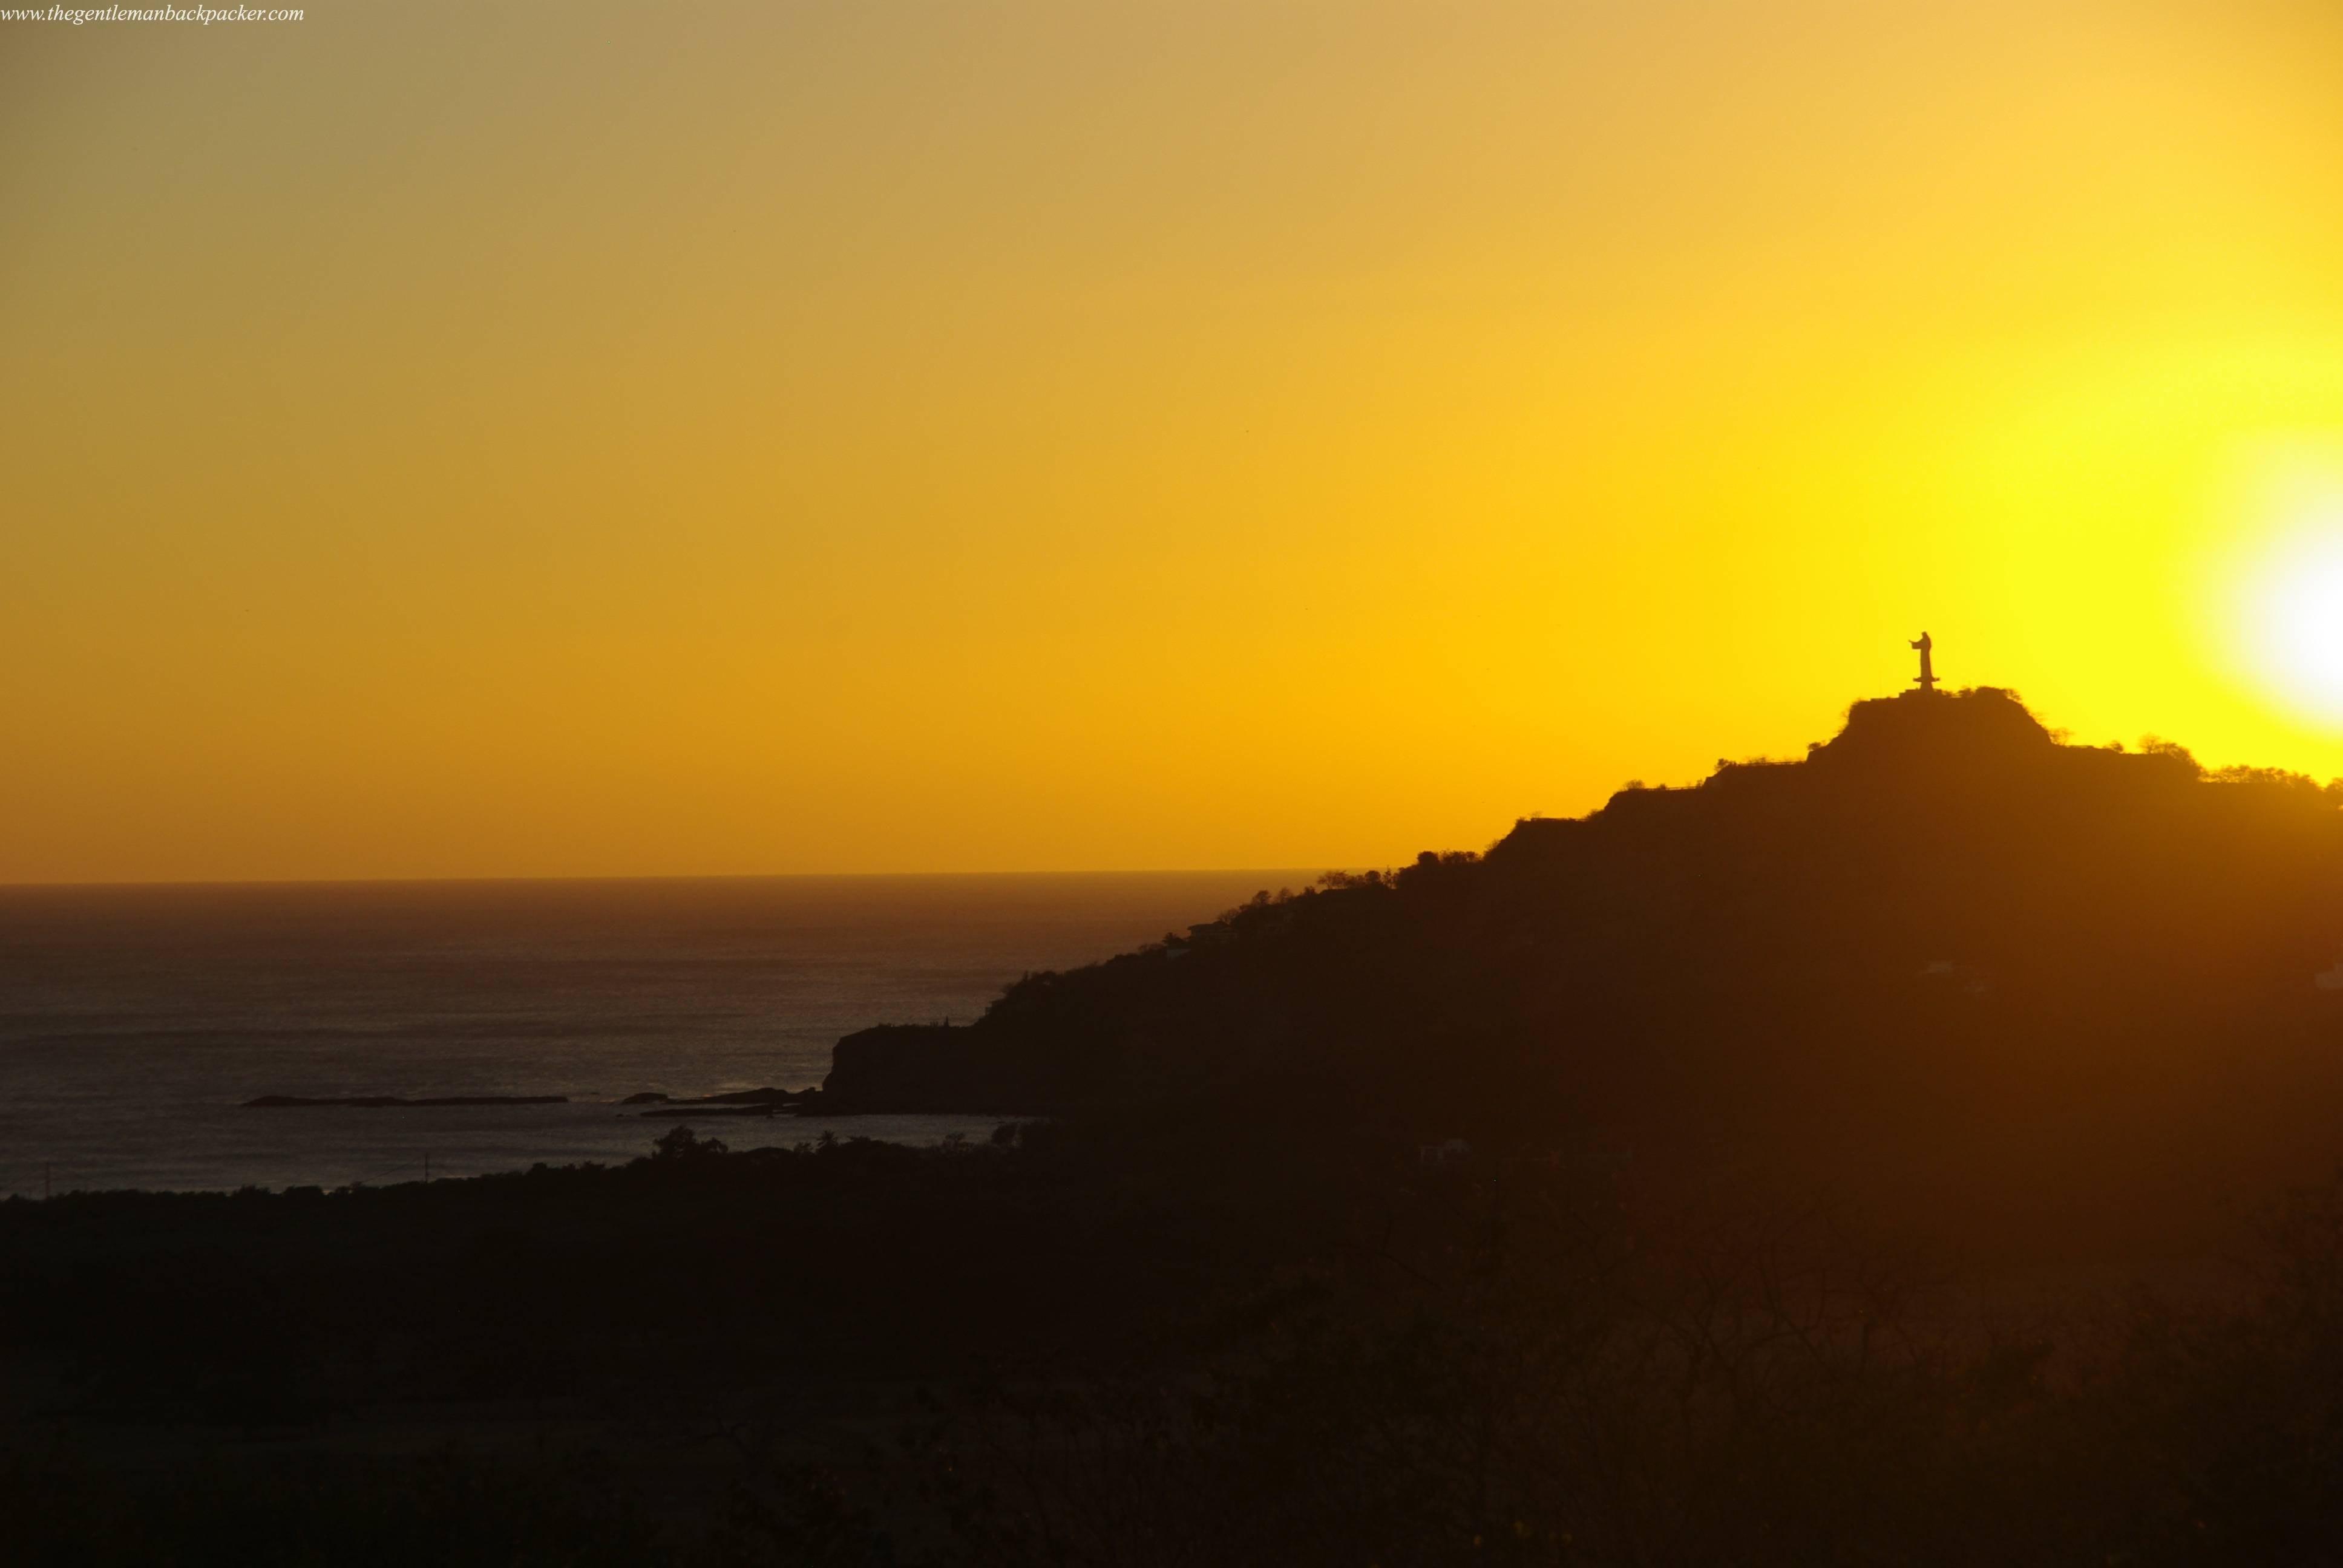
[2232,479,2343,726]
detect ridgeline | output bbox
[827,685,2343,1229]
[17,685,2343,1566]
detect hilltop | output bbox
[16,685,2343,1565]
[824,687,2343,1227]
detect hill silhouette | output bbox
[18,686,2343,1564]
[826,686,2343,1232]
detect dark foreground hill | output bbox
[18,688,2343,1566]
[827,687,2343,1235]
[11,1111,2343,1566]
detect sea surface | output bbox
[0,871,1316,1195]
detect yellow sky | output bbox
[7,0,2343,881]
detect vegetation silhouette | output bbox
[12,682,2343,1563]
[8,1126,2343,1564]
[830,685,2343,1244]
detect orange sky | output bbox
[8,0,2343,882]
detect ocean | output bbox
[0,871,1314,1195]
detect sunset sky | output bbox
[9,0,2343,883]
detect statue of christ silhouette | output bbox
[1910,632,1938,693]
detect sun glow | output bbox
[2228,468,2343,727]
[12,1,2343,880]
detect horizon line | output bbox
[0,865,1351,894]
